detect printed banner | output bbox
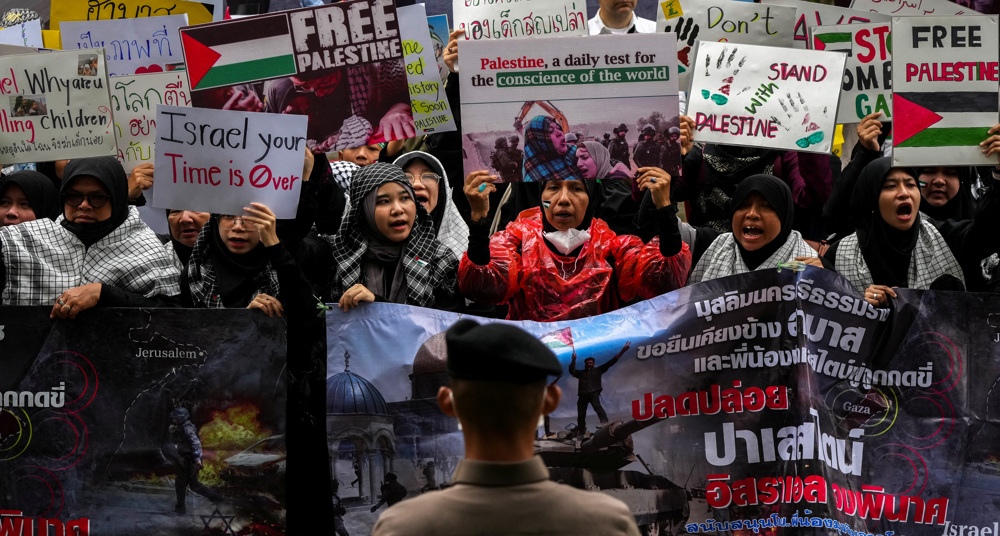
[427,14,451,82]
[459,33,680,182]
[110,71,191,171]
[0,19,42,47]
[657,0,797,89]
[453,0,588,41]
[60,15,188,76]
[0,308,288,535]
[811,22,892,123]
[151,104,308,218]
[327,267,1000,536]
[763,0,889,49]
[851,0,969,16]
[397,5,457,136]
[0,49,117,165]
[687,41,846,154]
[891,15,999,166]
[49,0,212,31]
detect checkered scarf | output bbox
[324,163,457,307]
[522,116,580,183]
[0,207,180,305]
[689,230,816,283]
[183,222,280,308]
[835,220,965,292]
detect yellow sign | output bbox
[49,0,212,31]
[660,0,683,20]
[43,30,61,49]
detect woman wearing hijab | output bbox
[577,141,631,181]
[0,156,180,316]
[688,175,821,283]
[393,151,469,262]
[325,163,460,311]
[0,170,61,226]
[523,116,578,183]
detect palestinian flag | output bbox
[181,14,297,91]
[892,92,997,161]
[540,328,574,349]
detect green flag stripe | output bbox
[817,32,852,44]
[895,127,991,148]
[195,55,297,90]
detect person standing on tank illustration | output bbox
[569,341,630,437]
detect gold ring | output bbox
[62,304,71,310]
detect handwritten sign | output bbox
[427,14,451,82]
[811,22,892,123]
[850,0,968,16]
[152,105,308,218]
[49,0,211,31]
[109,71,190,172]
[0,49,117,165]
[0,19,42,47]
[891,15,999,167]
[398,5,457,136]
[657,0,797,89]
[460,33,679,181]
[453,0,588,41]
[687,41,846,154]
[61,15,188,77]
[762,0,888,49]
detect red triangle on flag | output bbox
[182,32,221,89]
[893,94,943,146]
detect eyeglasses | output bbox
[217,215,258,230]
[404,172,441,184]
[63,193,112,209]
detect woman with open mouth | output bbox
[688,175,822,284]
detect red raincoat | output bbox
[459,208,691,321]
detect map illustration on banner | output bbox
[891,15,999,167]
[687,41,846,154]
[811,22,892,123]
[459,33,680,182]
[762,0,888,49]
[60,15,188,77]
[453,0,588,41]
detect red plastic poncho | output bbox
[459,208,691,322]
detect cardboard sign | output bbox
[49,0,211,31]
[762,0,889,49]
[687,41,846,154]
[891,15,999,166]
[810,22,892,123]
[427,14,451,82]
[460,33,680,181]
[152,105,308,218]
[0,19,42,47]
[0,49,117,165]
[110,71,191,172]
[657,0,798,89]
[398,5,457,136]
[851,0,969,16]
[453,0,588,41]
[60,15,188,77]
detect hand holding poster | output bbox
[453,0,588,41]
[763,0,888,49]
[60,15,188,76]
[152,105,308,218]
[397,5,457,136]
[811,22,892,123]
[687,42,846,154]
[891,15,999,166]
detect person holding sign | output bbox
[0,157,180,316]
[0,171,60,226]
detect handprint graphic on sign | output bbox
[664,17,700,74]
[700,47,746,106]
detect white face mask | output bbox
[543,229,591,255]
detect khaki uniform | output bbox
[372,456,640,536]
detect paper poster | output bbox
[891,16,1000,166]
[0,19,42,47]
[453,0,588,41]
[427,14,451,82]
[152,105,308,218]
[851,0,970,16]
[109,71,191,171]
[687,41,846,154]
[60,15,189,76]
[657,0,798,89]
[762,0,889,49]
[0,49,117,165]
[49,0,212,31]
[398,5,457,136]
[811,22,892,123]
[459,33,680,182]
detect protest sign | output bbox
[657,0,797,88]
[851,0,969,16]
[459,33,680,182]
[810,22,892,123]
[1,308,288,535]
[427,14,451,82]
[60,15,188,76]
[327,267,1000,536]
[0,49,117,165]
[397,4,457,136]
[762,0,888,49]
[453,0,587,41]
[0,19,42,47]
[110,71,191,171]
[891,15,999,166]
[687,41,846,154]
[152,105,308,217]
[49,0,212,31]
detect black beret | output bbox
[445,319,562,383]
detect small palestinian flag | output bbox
[540,328,574,349]
[180,13,297,91]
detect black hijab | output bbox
[1,170,61,221]
[851,157,919,288]
[59,157,129,246]
[916,166,975,222]
[164,209,194,266]
[729,174,794,270]
[204,215,271,307]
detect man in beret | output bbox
[372,319,640,536]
